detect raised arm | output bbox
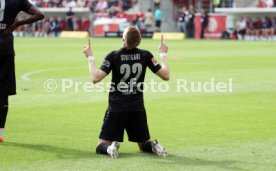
[155,35,170,81]
[83,37,107,84]
[4,6,44,34]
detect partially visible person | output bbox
[272,17,276,39]
[246,17,254,40]
[213,0,221,7]
[225,0,234,7]
[265,0,274,7]
[257,0,266,7]
[262,17,272,40]
[177,6,187,34]
[253,17,262,40]
[66,7,75,31]
[95,0,108,13]
[236,16,246,40]
[186,5,195,38]
[154,6,162,32]
[77,0,86,7]
[153,0,160,9]
[49,17,61,37]
[200,10,209,39]
[136,17,146,33]
[0,0,44,142]
[116,8,127,18]
[144,8,155,32]
[63,0,77,8]
[107,4,120,18]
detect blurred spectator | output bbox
[200,10,209,39]
[95,0,108,12]
[107,0,119,8]
[66,7,75,31]
[246,18,254,40]
[265,0,274,7]
[49,17,61,37]
[236,16,246,40]
[272,17,276,30]
[177,6,187,34]
[262,17,272,40]
[154,6,162,32]
[63,0,77,8]
[253,18,262,40]
[257,0,274,7]
[77,0,86,7]
[272,18,276,39]
[153,0,161,9]
[116,9,128,18]
[137,17,146,33]
[186,5,195,38]
[257,0,266,7]
[122,0,130,10]
[144,8,155,32]
[213,0,221,7]
[226,0,234,7]
[107,5,121,18]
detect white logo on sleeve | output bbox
[152,57,159,66]
[103,60,110,68]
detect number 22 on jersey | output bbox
[0,0,5,22]
[120,63,142,83]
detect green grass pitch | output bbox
[0,37,276,170]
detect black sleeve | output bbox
[100,51,114,75]
[146,51,161,73]
[20,0,33,12]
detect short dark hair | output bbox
[123,26,141,49]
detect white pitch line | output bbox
[21,68,56,81]
[21,66,87,81]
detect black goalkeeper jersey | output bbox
[0,0,32,55]
[100,48,161,112]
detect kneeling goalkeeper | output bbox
[83,26,170,159]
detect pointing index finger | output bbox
[87,32,91,47]
[88,37,91,48]
[161,34,164,44]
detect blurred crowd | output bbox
[15,0,163,37]
[257,0,276,8]
[235,16,276,41]
[29,0,136,11]
[213,0,276,8]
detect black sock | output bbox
[142,141,153,153]
[96,143,110,155]
[0,96,8,128]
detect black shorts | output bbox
[156,20,161,27]
[238,29,246,35]
[99,110,150,142]
[0,54,16,96]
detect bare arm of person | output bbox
[155,35,170,81]
[4,6,44,34]
[83,37,107,84]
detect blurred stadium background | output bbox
[1,0,276,170]
[16,0,276,41]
